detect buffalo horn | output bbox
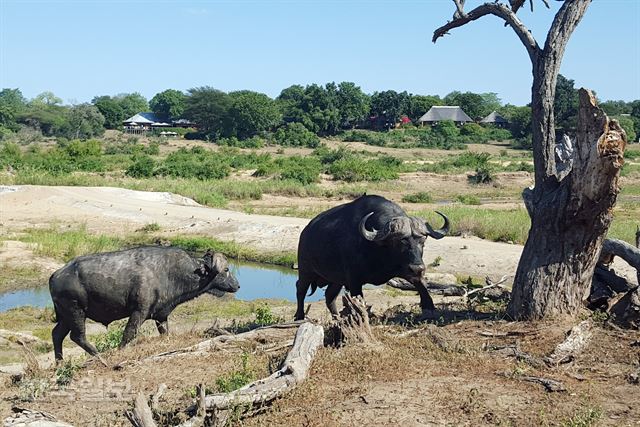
[359,212,388,241]
[425,211,450,240]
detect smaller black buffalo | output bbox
[295,195,449,320]
[49,246,239,361]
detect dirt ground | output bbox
[1,185,639,425]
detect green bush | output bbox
[145,141,160,155]
[434,120,460,138]
[155,147,231,180]
[126,155,156,178]
[215,352,255,392]
[469,165,494,184]
[63,139,102,157]
[455,194,481,205]
[328,155,400,182]
[460,123,485,137]
[402,192,433,203]
[273,123,320,148]
[276,156,322,184]
[94,322,125,352]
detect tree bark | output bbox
[508,89,626,319]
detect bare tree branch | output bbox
[543,0,592,59]
[433,1,540,62]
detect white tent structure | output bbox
[418,106,473,125]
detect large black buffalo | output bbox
[49,246,239,361]
[294,195,449,320]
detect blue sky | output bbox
[1,0,638,106]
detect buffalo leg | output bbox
[294,279,311,321]
[325,284,342,318]
[414,280,437,319]
[155,318,169,335]
[52,321,70,361]
[120,311,145,347]
[67,307,100,357]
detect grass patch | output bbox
[17,226,124,262]
[0,265,46,293]
[0,306,56,333]
[401,192,433,203]
[415,206,531,244]
[172,295,291,320]
[455,194,481,205]
[561,405,602,427]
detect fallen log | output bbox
[177,322,324,426]
[601,238,640,275]
[544,320,592,365]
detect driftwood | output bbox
[126,392,158,427]
[386,276,510,302]
[4,407,73,427]
[177,322,324,427]
[544,320,592,365]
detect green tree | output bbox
[444,91,487,120]
[370,90,409,129]
[600,100,630,116]
[92,96,125,129]
[227,90,281,139]
[553,74,579,130]
[183,87,231,138]
[62,104,105,139]
[277,84,307,124]
[150,89,186,121]
[336,82,370,129]
[628,99,640,139]
[32,91,62,106]
[115,93,149,119]
[407,94,442,122]
[0,88,26,130]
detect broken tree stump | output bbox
[332,294,378,346]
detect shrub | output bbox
[328,155,400,182]
[276,156,322,184]
[218,136,266,149]
[156,147,231,180]
[94,322,125,352]
[63,139,102,157]
[455,194,481,205]
[215,352,255,392]
[145,141,160,155]
[402,192,433,203]
[460,123,485,137]
[126,155,155,178]
[55,358,82,386]
[254,304,282,326]
[451,152,491,169]
[434,120,460,138]
[273,123,320,148]
[469,165,495,184]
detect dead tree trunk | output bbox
[433,1,631,320]
[508,90,626,319]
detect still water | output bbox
[0,261,323,312]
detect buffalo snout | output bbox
[405,263,425,283]
[210,271,240,294]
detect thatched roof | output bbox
[480,111,508,124]
[418,106,473,123]
[123,112,162,124]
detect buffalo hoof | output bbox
[417,309,439,322]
